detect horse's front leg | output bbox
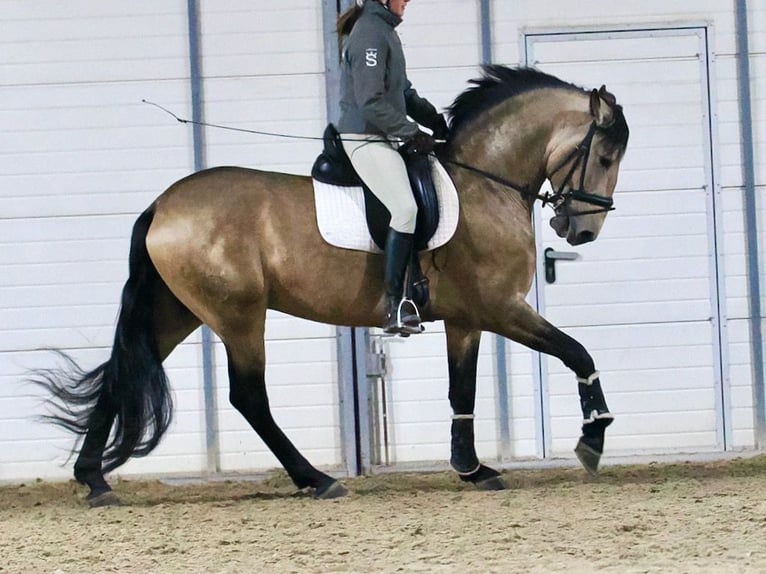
[445,323,507,490]
[495,298,613,475]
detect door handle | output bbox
[544,247,580,284]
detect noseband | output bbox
[442,120,615,216]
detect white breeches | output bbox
[340,134,417,233]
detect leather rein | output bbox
[441,120,615,216]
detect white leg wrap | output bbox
[454,462,482,476]
[451,414,475,420]
[583,409,615,424]
[576,371,600,385]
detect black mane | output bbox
[446,65,629,147]
[447,65,581,135]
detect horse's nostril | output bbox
[576,230,596,244]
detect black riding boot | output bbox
[383,229,422,335]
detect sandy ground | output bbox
[1,455,766,574]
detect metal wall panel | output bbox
[0,2,199,481]
[1,0,190,85]
[1,0,763,482]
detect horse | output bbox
[36,66,629,506]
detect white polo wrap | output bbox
[576,371,600,385]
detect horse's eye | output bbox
[599,156,613,169]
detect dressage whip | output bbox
[141,99,443,144]
[142,99,328,141]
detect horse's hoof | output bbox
[574,438,602,476]
[315,480,348,500]
[576,416,611,476]
[87,490,121,508]
[475,475,507,491]
[458,464,507,490]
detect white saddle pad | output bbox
[312,157,459,253]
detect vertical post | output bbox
[735,0,765,447]
[324,0,365,476]
[480,0,492,65]
[495,337,512,459]
[354,328,372,472]
[324,0,353,125]
[187,0,220,474]
[336,328,360,476]
[481,0,512,459]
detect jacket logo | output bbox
[365,48,378,67]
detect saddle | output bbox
[311,123,440,312]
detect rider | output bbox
[337,0,449,335]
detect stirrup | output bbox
[384,298,424,336]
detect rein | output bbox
[441,121,614,216]
[145,99,614,215]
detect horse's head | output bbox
[546,86,629,246]
[445,67,629,246]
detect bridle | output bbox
[442,120,615,216]
[542,121,615,216]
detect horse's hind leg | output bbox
[445,323,507,490]
[73,392,119,507]
[73,281,201,506]
[223,330,347,499]
[495,299,613,475]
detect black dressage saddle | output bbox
[311,123,440,311]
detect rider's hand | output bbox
[403,130,436,155]
[430,115,449,141]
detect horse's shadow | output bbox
[108,454,766,507]
[7,456,759,509]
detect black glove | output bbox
[403,130,436,155]
[430,114,449,141]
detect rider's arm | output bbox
[346,33,419,139]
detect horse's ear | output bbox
[598,84,617,106]
[590,86,615,127]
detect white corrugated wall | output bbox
[1,0,763,483]
[0,0,202,480]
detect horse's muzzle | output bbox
[570,230,596,245]
[550,214,598,246]
[550,214,569,238]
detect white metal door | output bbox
[526,29,726,457]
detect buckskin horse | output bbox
[37,66,629,506]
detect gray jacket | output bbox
[337,1,440,140]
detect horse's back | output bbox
[150,166,314,243]
[157,166,310,213]
[145,166,382,332]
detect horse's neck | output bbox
[450,107,547,198]
[450,90,586,199]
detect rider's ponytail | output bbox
[337,4,363,38]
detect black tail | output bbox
[34,206,172,473]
